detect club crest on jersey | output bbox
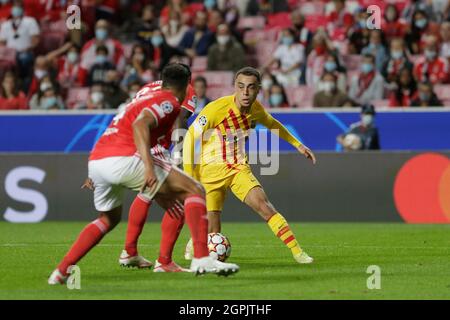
[161,101,173,114]
[198,115,207,126]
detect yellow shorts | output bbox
[201,165,261,212]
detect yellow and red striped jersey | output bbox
[183,95,302,181]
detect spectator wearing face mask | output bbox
[122,44,153,87]
[178,11,214,57]
[348,54,385,106]
[85,83,111,109]
[103,70,129,109]
[162,10,189,47]
[290,10,313,52]
[149,28,187,74]
[389,67,418,107]
[361,29,388,72]
[44,42,87,92]
[80,19,126,73]
[326,0,354,41]
[405,10,440,54]
[207,23,245,72]
[313,72,352,108]
[337,104,380,151]
[258,71,278,107]
[268,83,289,108]
[192,75,211,112]
[306,29,337,88]
[322,53,347,92]
[382,38,414,86]
[402,0,437,24]
[348,9,371,54]
[0,70,27,110]
[410,81,443,107]
[29,80,65,110]
[413,35,449,84]
[0,0,40,85]
[382,4,406,43]
[87,45,116,86]
[160,0,197,26]
[27,55,55,98]
[121,4,158,44]
[264,28,305,87]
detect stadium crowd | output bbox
[1,0,450,111]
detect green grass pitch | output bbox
[1,222,450,300]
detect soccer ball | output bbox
[207,233,231,262]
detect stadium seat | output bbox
[305,14,328,32]
[255,41,278,66]
[284,86,315,108]
[237,16,266,30]
[300,1,325,15]
[206,86,234,100]
[266,12,292,29]
[66,87,90,109]
[40,19,68,35]
[434,84,450,101]
[191,57,208,72]
[0,47,16,65]
[193,71,234,87]
[38,32,66,55]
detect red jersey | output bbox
[414,57,449,84]
[137,81,197,149]
[89,90,181,161]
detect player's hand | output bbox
[141,168,158,194]
[297,145,316,165]
[81,178,95,191]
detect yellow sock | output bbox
[267,213,302,256]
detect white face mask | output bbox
[217,35,230,46]
[40,82,52,92]
[169,19,179,29]
[91,92,104,104]
[362,114,374,126]
[35,69,47,79]
[261,78,273,91]
[321,81,335,93]
[129,91,137,100]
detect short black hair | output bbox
[194,75,207,87]
[161,63,190,91]
[177,62,192,81]
[234,67,261,84]
[96,45,108,55]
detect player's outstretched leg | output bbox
[157,167,239,276]
[184,210,221,260]
[244,186,313,264]
[48,207,122,285]
[119,195,152,269]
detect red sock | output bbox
[184,195,209,258]
[58,218,109,275]
[158,212,185,265]
[125,195,151,256]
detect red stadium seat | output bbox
[38,31,66,55]
[266,12,291,29]
[237,16,266,30]
[284,86,314,108]
[66,87,89,109]
[300,1,325,15]
[206,86,234,100]
[191,57,208,72]
[255,41,278,66]
[192,71,234,87]
[304,14,328,32]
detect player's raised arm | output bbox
[133,109,158,193]
[257,105,316,164]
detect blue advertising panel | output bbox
[0,111,449,152]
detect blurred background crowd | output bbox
[1,0,450,111]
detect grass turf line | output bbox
[0,222,449,300]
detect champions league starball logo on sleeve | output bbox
[161,101,174,114]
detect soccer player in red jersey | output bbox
[48,64,239,285]
[119,68,198,272]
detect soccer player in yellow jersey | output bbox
[183,67,317,264]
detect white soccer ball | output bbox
[207,233,232,262]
